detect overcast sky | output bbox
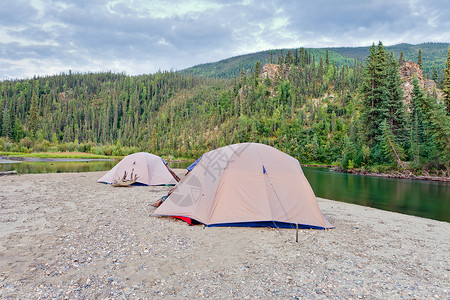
[1,0,449,80]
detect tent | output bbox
[153,143,333,229]
[98,152,179,186]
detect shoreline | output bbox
[343,168,450,183]
[304,164,450,183]
[0,171,448,298]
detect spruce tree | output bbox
[285,50,293,65]
[2,101,11,138]
[385,52,408,144]
[418,49,422,69]
[432,64,438,83]
[410,78,429,165]
[29,90,39,136]
[411,77,450,167]
[379,119,406,169]
[361,41,389,146]
[399,51,404,65]
[254,61,261,87]
[443,47,450,115]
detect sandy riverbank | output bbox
[0,171,448,298]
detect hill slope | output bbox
[180,43,450,79]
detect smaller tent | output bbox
[98,152,179,186]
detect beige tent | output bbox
[98,152,179,186]
[153,143,333,229]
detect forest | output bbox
[1,42,450,175]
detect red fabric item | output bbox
[172,216,194,225]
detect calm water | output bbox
[1,160,448,222]
[0,159,192,174]
[302,167,449,223]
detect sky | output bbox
[1,0,449,80]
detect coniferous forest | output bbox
[1,42,450,175]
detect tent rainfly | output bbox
[98,152,179,186]
[153,143,333,229]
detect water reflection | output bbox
[303,167,450,222]
[0,159,193,175]
[0,160,118,174]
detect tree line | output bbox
[1,43,449,174]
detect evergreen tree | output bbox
[2,101,12,138]
[285,50,294,65]
[379,119,406,169]
[399,51,404,65]
[443,47,450,115]
[318,56,324,86]
[13,119,25,142]
[361,42,389,146]
[418,49,422,69]
[29,89,39,135]
[409,78,429,165]
[411,78,450,167]
[432,64,438,83]
[254,61,261,86]
[385,52,408,144]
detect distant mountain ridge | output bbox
[180,42,450,79]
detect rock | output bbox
[399,61,444,106]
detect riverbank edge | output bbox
[301,163,450,183]
[335,167,450,183]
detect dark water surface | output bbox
[302,167,449,222]
[1,159,448,222]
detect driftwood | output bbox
[0,170,18,176]
[112,170,139,187]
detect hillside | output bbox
[181,48,357,78]
[180,43,450,80]
[1,43,449,174]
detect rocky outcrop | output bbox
[399,61,444,105]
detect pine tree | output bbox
[318,56,324,86]
[254,61,261,87]
[443,47,450,115]
[2,100,12,138]
[411,78,450,167]
[410,78,429,165]
[285,50,293,65]
[361,42,389,146]
[432,64,438,83]
[379,119,406,169]
[385,52,408,144]
[29,90,39,135]
[399,51,404,65]
[418,49,422,69]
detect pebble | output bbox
[0,171,448,299]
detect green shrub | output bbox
[93,146,105,156]
[19,137,34,149]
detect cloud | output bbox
[0,0,449,79]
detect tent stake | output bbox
[296,223,299,243]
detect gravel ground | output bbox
[0,171,448,299]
